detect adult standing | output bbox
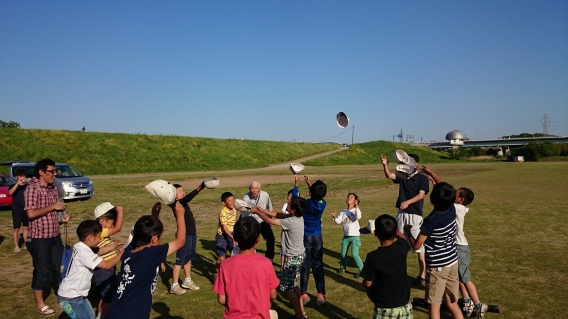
[9,169,28,253]
[25,158,70,316]
[381,154,429,285]
[242,181,275,260]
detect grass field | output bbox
[0,161,566,318]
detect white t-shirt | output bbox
[454,203,469,246]
[58,241,103,298]
[333,207,362,236]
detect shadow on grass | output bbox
[0,235,5,246]
[272,289,359,319]
[322,247,363,290]
[302,296,360,319]
[407,275,425,291]
[152,301,184,319]
[158,261,173,289]
[412,298,458,319]
[196,239,219,283]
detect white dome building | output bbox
[446,130,466,147]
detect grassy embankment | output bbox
[0,129,341,175]
[305,140,448,166]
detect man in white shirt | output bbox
[242,181,275,260]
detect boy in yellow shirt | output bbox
[215,192,238,277]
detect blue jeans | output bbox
[58,295,95,319]
[300,235,326,295]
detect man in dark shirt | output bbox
[9,169,28,253]
[167,181,205,294]
[381,153,429,285]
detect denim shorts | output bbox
[175,234,197,265]
[215,233,234,257]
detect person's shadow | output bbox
[196,239,219,283]
[152,301,184,319]
[158,261,173,289]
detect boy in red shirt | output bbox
[213,216,279,319]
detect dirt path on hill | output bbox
[91,146,348,180]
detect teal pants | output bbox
[340,236,363,272]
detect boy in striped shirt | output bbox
[405,182,463,319]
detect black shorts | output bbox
[12,209,29,228]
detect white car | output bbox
[1,161,95,200]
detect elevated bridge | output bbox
[427,136,568,150]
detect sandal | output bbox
[37,305,55,316]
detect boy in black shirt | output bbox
[167,181,205,294]
[361,214,413,319]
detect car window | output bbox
[0,176,12,187]
[13,165,36,178]
[55,165,83,177]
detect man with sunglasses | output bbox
[24,158,70,316]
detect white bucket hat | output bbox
[145,180,177,204]
[290,163,305,174]
[203,177,219,189]
[234,199,251,212]
[94,202,115,219]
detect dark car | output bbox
[0,174,16,207]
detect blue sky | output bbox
[1,1,567,143]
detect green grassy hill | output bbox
[305,140,448,166]
[0,129,339,175]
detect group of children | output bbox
[57,182,198,319]
[360,153,488,319]
[55,152,488,319]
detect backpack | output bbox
[60,224,74,281]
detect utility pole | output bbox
[351,125,354,145]
[542,114,550,136]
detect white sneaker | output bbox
[169,283,186,295]
[181,279,200,290]
[463,299,474,317]
[475,303,488,319]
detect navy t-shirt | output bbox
[420,205,458,268]
[10,183,27,211]
[109,244,169,319]
[394,173,429,216]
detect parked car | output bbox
[0,173,16,207]
[1,161,95,200]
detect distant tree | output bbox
[468,146,485,157]
[449,147,463,160]
[555,143,568,156]
[512,142,556,161]
[0,120,20,128]
[501,133,548,139]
